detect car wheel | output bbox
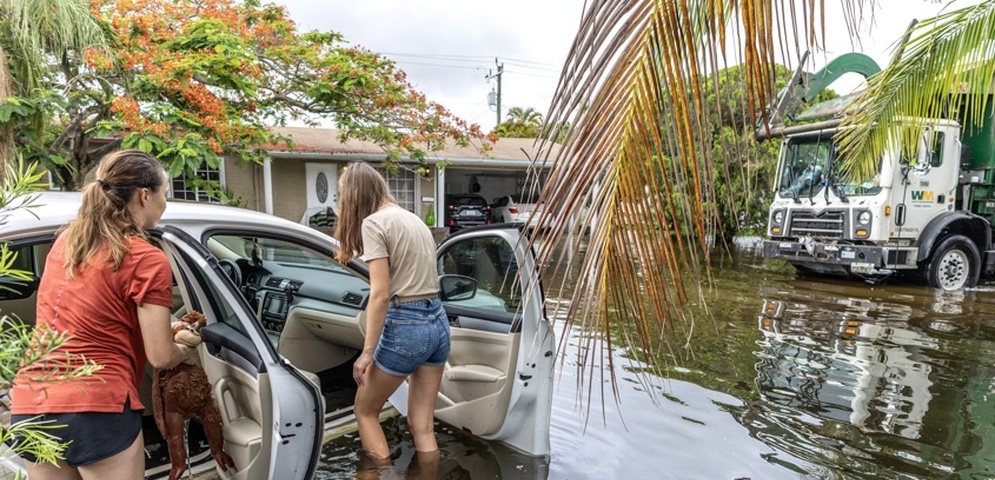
[921,235,980,290]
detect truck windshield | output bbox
[778,137,832,199]
[778,136,883,199]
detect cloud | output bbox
[279,1,984,131]
[280,0,581,130]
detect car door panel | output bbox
[435,228,554,456]
[203,323,264,373]
[203,348,263,473]
[158,227,322,480]
[444,304,516,331]
[436,329,517,435]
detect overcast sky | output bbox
[278,1,983,133]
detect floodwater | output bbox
[316,239,995,479]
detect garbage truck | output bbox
[758,52,995,290]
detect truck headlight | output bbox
[857,211,872,225]
[772,210,784,224]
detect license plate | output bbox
[851,262,874,274]
[841,251,855,259]
[465,210,481,217]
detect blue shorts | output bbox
[375,298,451,377]
[10,396,141,467]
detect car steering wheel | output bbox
[219,259,243,287]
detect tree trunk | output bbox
[0,47,14,185]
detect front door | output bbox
[159,227,323,479]
[893,127,958,238]
[434,227,555,456]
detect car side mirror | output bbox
[439,274,477,301]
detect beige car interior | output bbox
[278,308,365,374]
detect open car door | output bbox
[158,226,323,479]
[434,227,555,456]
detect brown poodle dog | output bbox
[153,310,236,480]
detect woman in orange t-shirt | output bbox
[11,150,198,480]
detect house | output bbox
[212,127,557,229]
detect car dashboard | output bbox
[235,259,370,346]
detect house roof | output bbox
[268,126,559,165]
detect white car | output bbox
[0,192,555,479]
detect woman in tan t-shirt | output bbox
[335,162,451,462]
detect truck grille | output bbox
[788,210,845,238]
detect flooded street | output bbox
[316,240,995,479]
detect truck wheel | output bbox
[922,235,981,290]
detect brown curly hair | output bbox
[63,149,167,277]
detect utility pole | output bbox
[485,57,504,127]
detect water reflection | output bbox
[750,265,995,478]
[757,295,936,440]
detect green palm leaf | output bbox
[837,1,995,181]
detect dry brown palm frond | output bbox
[522,0,871,407]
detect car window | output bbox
[451,196,487,207]
[170,243,248,337]
[0,241,49,303]
[6,244,34,273]
[438,237,520,315]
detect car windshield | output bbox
[778,135,883,199]
[211,235,342,270]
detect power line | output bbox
[503,61,560,73]
[391,60,484,71]
[382,52,559,68]
[389,59,560,76]
[503,69,560,79]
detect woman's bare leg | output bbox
[23,459,83,480]
[406,364,444,452]
[355,365,406,458]
[406,449,440,480]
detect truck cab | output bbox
[759,52,995,290]
[763,120,991,289]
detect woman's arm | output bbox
[354,257,390,387]
[138,303,196,369]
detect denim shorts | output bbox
[10,396,141,467]
[375,298,451,377]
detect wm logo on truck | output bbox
[911,190,935,201]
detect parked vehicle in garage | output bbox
[445,193,491,231]
[0,192,555,479]
[490,195,519,223]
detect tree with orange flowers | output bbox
[2,0,484,190]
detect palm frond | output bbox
[837,0,995,181]
[528,0,868,402]
[2,0,108,90]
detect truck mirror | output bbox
[960,145,973,169]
